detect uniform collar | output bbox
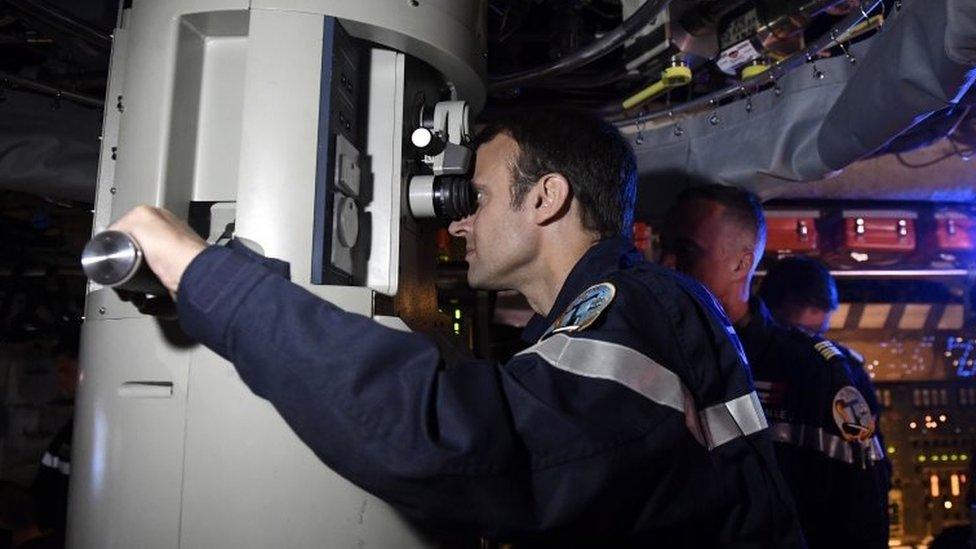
[736,296,776,350]
[521,236,641,343]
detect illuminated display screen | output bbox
[947,336,976,378]
[837,335,941,382]
[832,334,976,382]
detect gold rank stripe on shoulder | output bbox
[814,340,842,361]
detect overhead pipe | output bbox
[0,71,104,109]
[613,0,882,121]
[5,0,111,51]
[489,0,670,92]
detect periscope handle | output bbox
[81,230,167,294]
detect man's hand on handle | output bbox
[108,206,207,298]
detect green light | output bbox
[454,309,462,320]
[887,446,896,454]
[941,454,949,462]
[918,455,927,462]
[452,322,461,334]
[962,454,970,461]
[951,455,959,461]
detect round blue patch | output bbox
[544,282,616,338]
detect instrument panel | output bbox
[832,331,976,546]
[838,334,976,383]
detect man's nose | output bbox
[448,215,472,237]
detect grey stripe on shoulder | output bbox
[516,333,769,450]
[516,333,686,413]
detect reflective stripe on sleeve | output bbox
[700,392,768,449]
[516,333,766,450]
[768,422,886,464]
[866,434,886,461]
[41,451,71,475]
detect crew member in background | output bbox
[31,329,79,546]
[102,110,803,546]
[759,255,892,533]
[660,184,888,548]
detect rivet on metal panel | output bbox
[98,307,106,315]
[838,42,857,65]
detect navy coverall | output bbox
[737,298,889,548]
[841,344,894,538]
[177,237,803,546]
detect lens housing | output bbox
[408,175,477,221]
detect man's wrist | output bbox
[177,245,269,358]
[168,240,207,296]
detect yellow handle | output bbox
[838,14,884,43]
[740,62,770,80]
[622,64,692,111]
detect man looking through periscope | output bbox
[104,109,802,546]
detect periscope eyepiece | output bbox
[407,99,477,222]
[407,174,477,221]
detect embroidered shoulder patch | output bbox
[832,385,875,441]
[544,282,616,338]
[814,340,842,362]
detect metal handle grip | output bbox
[81,230,167,294]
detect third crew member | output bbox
[760,255,892,540]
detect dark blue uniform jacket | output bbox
[177,237,803,547]
[737,298,889,548]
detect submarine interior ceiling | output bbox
[1,0,974,204]
[0,1,975,548]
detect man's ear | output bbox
[532,173,572,225]
[733,249,756,278]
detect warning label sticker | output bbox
[717,39,761,75]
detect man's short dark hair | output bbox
[667,184,767,250]
[760,256,839,316]
[475,108,637,238]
